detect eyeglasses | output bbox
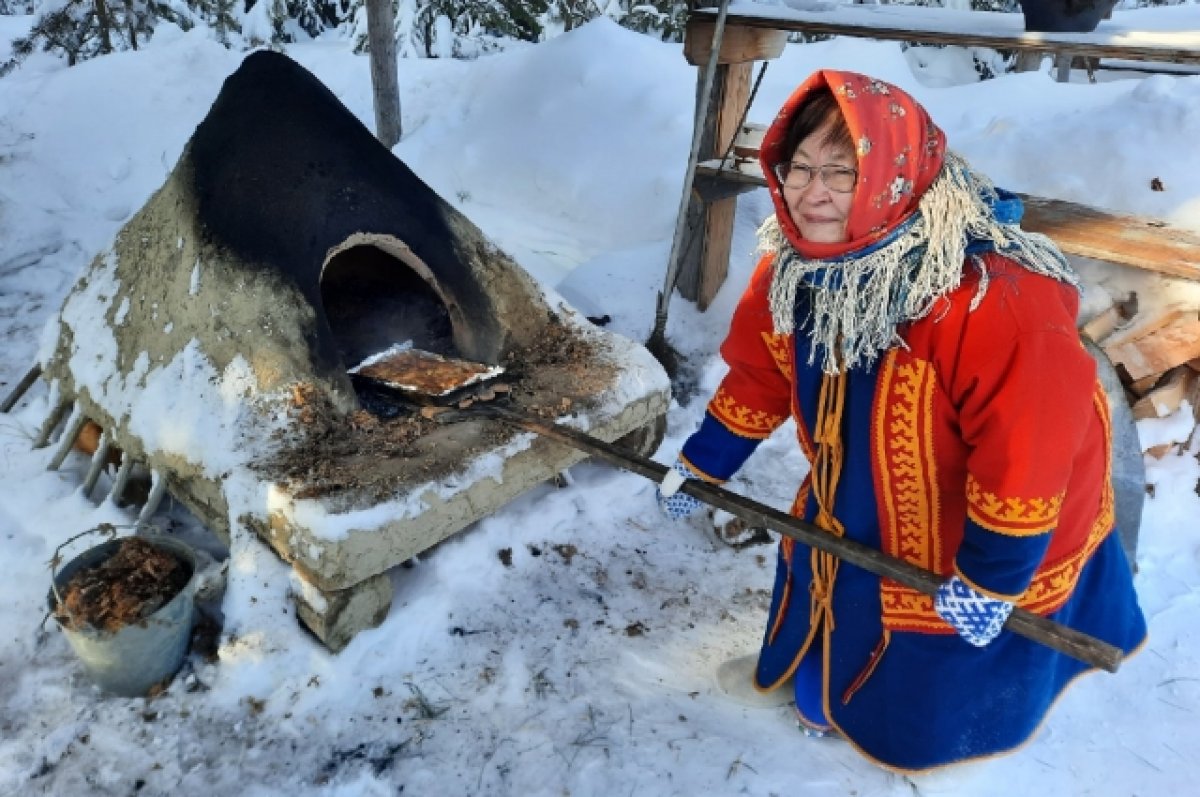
[772,162,858,194]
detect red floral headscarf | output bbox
[760,70,946,261]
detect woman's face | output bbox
[781,124,856,244]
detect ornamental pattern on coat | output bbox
[1018,389,1117,615]
[966,475,1064,536]
[871,358,1119,630]
[707,386,786,439]
[874,352,947,632]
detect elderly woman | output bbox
[659,70,1146,772]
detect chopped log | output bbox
[1102,307,1188,349]
[683,21,788,66]
[1126,372,1162,398]
[1080,305,1124,345]
[1104,310,1200,381]
[1145,443,1177,459]
[1131,367,1199,421]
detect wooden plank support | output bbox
[137,470,169,524]
[0,364,42,414]
[108,454,135,506]
[80,431,112,499]
[47,408,87,471]
[683,20,788,65]
[677,20,789,312]
[33,398,71,449]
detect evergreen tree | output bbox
[412,0,549,57]
[2,0,194,74]
[191,0,240,46]
[0,0,37,13]
[616,0,686,41]
[288,0,340,38]
[240,0,288,44]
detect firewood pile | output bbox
[1082,297,1200,458]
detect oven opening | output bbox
[321,244,456,369]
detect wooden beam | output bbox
[1019,196,1200,283]
[684,20,789,66]
[690,9,1200,65]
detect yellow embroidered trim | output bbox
[966,474,1063,536]
[707,386,785,440]
[881,381,1116,632]
[1020,385,1116,615]
[875,353,944,630]
[760,331,794,381]
[883,387,1117,630]
[791,478,811,516]
[880,586,954,633]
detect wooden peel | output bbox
[432,402,1127,674]
[346,352,1125,673]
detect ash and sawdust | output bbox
[55,537,192,633]
[261,320,615,503]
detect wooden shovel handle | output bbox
[469,404,1125,674]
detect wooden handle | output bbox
[472,404,1125,673]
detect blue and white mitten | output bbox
[934,575,1015,647]
[656,457,706,520]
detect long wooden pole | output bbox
[462,403,1125,673]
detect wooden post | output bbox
[366,0,402,149]
[677,62,751,310]
[678,20,786,310]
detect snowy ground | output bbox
[3,7,1200,797]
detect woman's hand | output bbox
[656,457,706,520]
[934,576,1015,647]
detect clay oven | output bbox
[30,52,670,650]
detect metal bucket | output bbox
[49,534,204,696]
[1084,338,1143,570]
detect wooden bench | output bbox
[676,6,1200,309]
[689,4,1200,78]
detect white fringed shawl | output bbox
[760,152,1079,374]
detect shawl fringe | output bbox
[758,152,1078,374]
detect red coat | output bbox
[680,252,1146,770]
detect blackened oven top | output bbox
[186,51,501,359]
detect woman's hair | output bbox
[781,88,854,163]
